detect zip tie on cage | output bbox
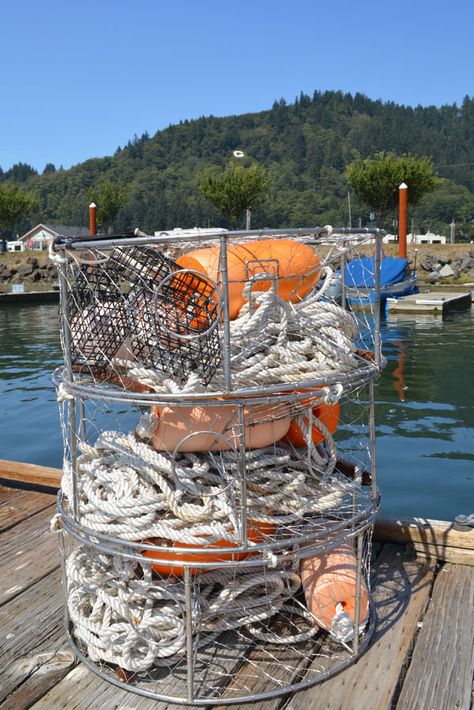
[331,602,368,644]
[50,512,63,532]
[265,550,279,568]
[57,383,74,402]
[135,412,159,440]
[48,241,68,264]
[323,383,344,405]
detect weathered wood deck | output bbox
[1,482,473,709]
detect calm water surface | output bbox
[0,303,472,519]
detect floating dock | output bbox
[0,289,59,304]
[0,463,473,709]
[387,290,472,315]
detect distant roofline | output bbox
[19,223,90,242]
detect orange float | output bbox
[176,239,321,320]
[151,403,291,453]
[142,521,275,576]
[300,542,369,634]
[284,400,340,447]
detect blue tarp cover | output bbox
[344,257,408,288]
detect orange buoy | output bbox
[284,401,340,447]
[143,521,275,576]
[176,239,321,320]
[300,542,369,639]
[151,403,291,453]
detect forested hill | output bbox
[4,91,474,238]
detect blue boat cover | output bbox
[344,257,408,288]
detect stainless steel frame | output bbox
[53,227,384,704]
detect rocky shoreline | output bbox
[0,253,58,290]
[1,244,474,291]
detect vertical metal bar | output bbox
[58,258,80,519]
[306,403,313,467]
[58,259,74,380]
[58,530,70,634]
[78,399,86,443]
[238,404,248,547]
[69,399,79,519]
[219,234,233,392]
[184,567,195,703]
[369,380,378,502]
[340,240,347,310]
[352,530,364,655]
[373,234,382,366]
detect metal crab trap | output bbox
[51,226,385,704]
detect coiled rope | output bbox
[112,270,364,395]
[66,544,311,672]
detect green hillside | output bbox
[3,91,474,239]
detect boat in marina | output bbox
[344,256,419,306]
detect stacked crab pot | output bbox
[51,227,383,704]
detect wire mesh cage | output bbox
[51,226,384,704]
[65,240,222,385]
[58,519,374,704]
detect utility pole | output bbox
[450,219,455,244]
[245,208,251,230]
[347,191,352,228]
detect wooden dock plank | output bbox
[0,485,55,534]
[29,631,255,708]
[411,541,474,566]
[374,515,474,551]
[0,568,75,708]
[396,563,474,710]
[282,545,436,710]
[0,459,62,490]
[30,665,165,710]
[29,545,437,710]
[212,630,324,708]
[0,505,59,606]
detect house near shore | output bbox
[16,223,91,251]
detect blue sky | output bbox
[2,0,473,172]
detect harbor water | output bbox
[0,302,472,520]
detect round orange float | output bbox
[151,403,291,453]
[142,521,275,576]
[176,239,321,320]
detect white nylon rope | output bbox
[65,544,306,672]
[62,424,356,546]
[58,256,370,671]
[110,269,363,395]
